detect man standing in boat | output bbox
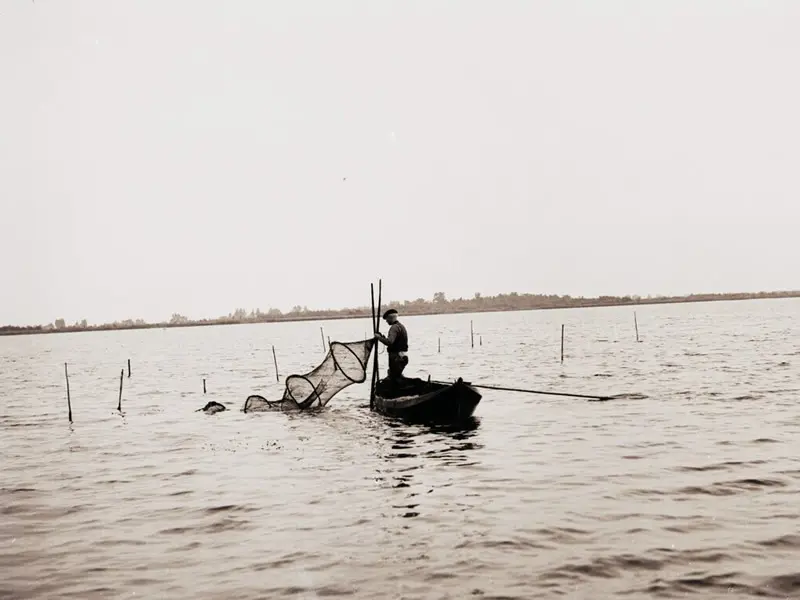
[374,308,409,383]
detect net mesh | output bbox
[283,339,375,409]
[243,394,286,413]
[243,338,375,413]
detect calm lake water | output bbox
[2,299,799,599]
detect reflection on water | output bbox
[376,418,483,519]
[2,299,800,599]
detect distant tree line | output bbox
[1,289,798,336]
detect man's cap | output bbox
[382,309,398,319]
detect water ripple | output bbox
[1,298,799,598]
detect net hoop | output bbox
[329,341,368,384]
[284,374,324,408]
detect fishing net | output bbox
[284,339,376,408]
[243,394,288,413]
[243,338,376,413]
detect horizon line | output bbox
[2,288,798,336]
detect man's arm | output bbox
[375,324,399,346]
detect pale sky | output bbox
[1,0,798,326]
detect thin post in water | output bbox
[438,337,441,353]
[203,378,207,394]
[369,283,377,410]
[470,320,474,348]
[480,335,483,346]
[127,358,131,378]
[634,311,640,342]
[560,324,565,364]
[320,327,326,351]
[64,363,72,423]
[117,368,124,412]
[272,345,279,382]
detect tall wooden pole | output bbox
[117,368,124,412]
[320,327,326,352]
[369,280,382,411]
[634,312,640,342]
[65,363,72,423]
[377,283,382,356]
[376,282,382,380]
[470,320,474,348]
[377,281,382,334]
[560,324,565,364]
[369,284,377,410]
[272,345,279,382]
[127,358,131,378]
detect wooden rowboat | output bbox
[373,377,482,423]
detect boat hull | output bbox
[373,378,482,423]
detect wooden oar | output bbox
[431,380,611,401]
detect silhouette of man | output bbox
[374,309,408,383]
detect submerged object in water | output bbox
[198,401,227,414]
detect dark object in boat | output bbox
[373,377,481,423]
[198,401,227,414]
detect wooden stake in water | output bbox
[64,363,72,423]
[634,311,640,342]
[272,345,279,382]
[470,320,474,349]
[480,335,483,346]
[117,368,124,412]
[560,324,565,364]
[203,378,207,394]
[320,327,326,351]
[127,358,131,378]
[438,337,441,353]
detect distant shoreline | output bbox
[1,291,798,338]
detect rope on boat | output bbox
[432,380,611,402]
